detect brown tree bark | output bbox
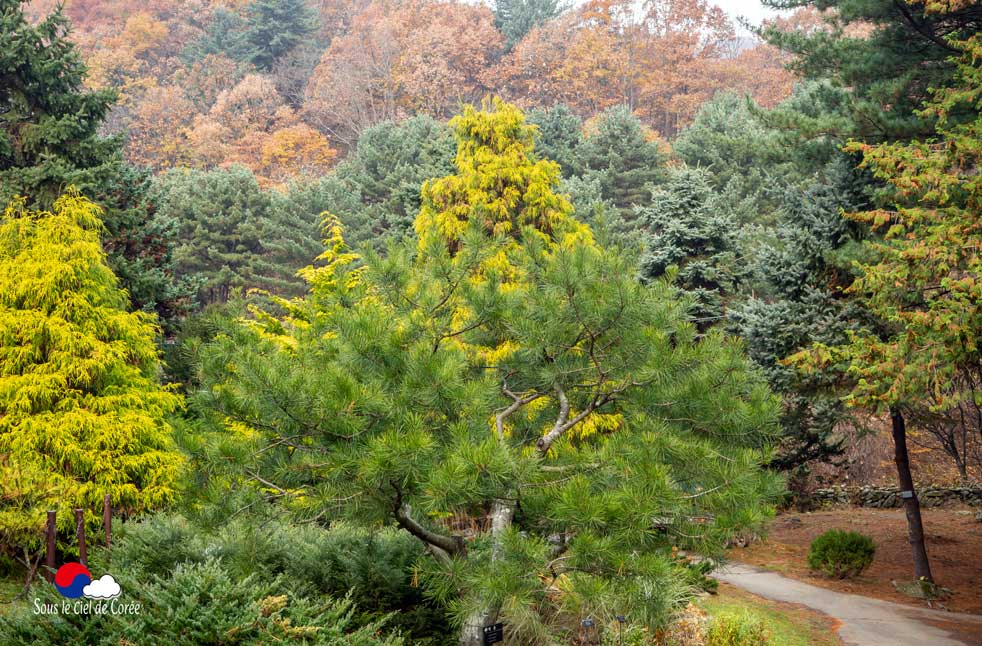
[890,407,934,583]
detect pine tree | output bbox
[151,166,322,306]
[0,193,183,556]
[0,0,193,327]
[195,100,782,645]
[244,0,318,71]
[494,0,565,49]
[286,116,456,249]
[761,0,980,140]
[637,168,747,327]
[575,105,667,214]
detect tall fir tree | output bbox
[244,0,319,71]
[673,91,812,226]
[0,0,193,328]
[637,168,747,328]
[526,104,583,177]
[0,0,116,207]
[181,8,251,65]
[0,193,183,557]
[731,156,872,470]
[575,105,667,215]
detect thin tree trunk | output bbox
[956,459,968,483]
[459,499,514,646]
[890,408,934,583]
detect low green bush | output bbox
[807,529,875,579]
[706,610,768,646]
[106,513,455,645]
[0,511,455,646]
[0,559,400,645]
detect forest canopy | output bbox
[2,0,981,643]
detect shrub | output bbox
[706,611,768,646]
[661,602,708,646]
[807,529,875,579]
[102,513,455,645]
[0,559,401,646]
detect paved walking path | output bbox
[713,562,982,646]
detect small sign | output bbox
[483,623,504,645]
[901,490,915,499]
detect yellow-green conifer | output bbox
[0,192,182,555]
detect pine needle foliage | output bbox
[195,100,783,645]
[0,192,182,555]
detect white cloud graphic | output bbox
[83,574,121,600]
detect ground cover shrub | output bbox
[0,558,400,645]
[706,610,768,646]
[806,529,875,579]
[661,602,708,645]
[101,512,454,644]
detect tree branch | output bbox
[391,482,465,557]
[494,384,544,441]
[535,384,623,455]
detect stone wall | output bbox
[807,485,982,508]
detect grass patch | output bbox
[698,583,840,646]
[0,574,26,618]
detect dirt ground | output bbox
[732,506,982,614]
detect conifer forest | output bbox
[1,0,982,644]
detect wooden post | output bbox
[103,494,111,548]
[75,509,86,567]
[44,510,57,583]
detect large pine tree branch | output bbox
[391,482,465,560]
[535,384,607,454]
[535,379,637,455]
[891,0,962,54]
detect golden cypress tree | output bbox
[0,192,182,555]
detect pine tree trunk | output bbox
[458,499,514,646]
[890,408,934,583]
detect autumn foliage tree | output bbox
[305,0,503,144]
[788,33,982,584]
[188,73,337,184]
[491,0,780,137]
